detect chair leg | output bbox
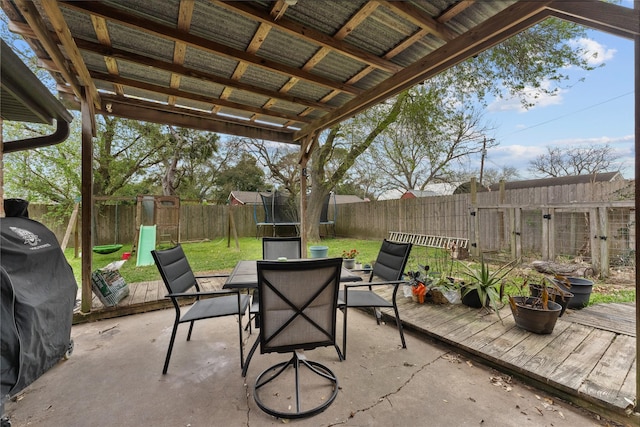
[342,306,348,360]
[237,314,245,370]
[163,321,180,375]
[186,320,195,341]
[392,304,407,349]
[242,336,261,377]
[253,351,338,419]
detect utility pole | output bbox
[479,137,487,186]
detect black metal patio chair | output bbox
[338,239,412,359]
[251,258,342,419]
[151,244,250,374]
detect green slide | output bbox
[136,225,157,267]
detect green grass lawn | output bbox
[65,238,635,306]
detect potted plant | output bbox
[509,277,563,334]
[528,277,574,317]
[460,257,516,319]
[341,248,359,269]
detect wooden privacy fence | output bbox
[26,180,633,276]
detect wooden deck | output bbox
[74,278,637,424]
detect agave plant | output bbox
[460,256,517,321]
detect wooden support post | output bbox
[298,133,317,256]
[0,118,4,218]
[80,92,94,314]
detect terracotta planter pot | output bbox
[510,296,562,334]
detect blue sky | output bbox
[477,11,636,180]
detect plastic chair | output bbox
[339,239,412,359]
[151,245,250,374]
[252,258,342,419]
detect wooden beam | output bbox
[547,0,640,39]
[101,97,298,144]
[295,1,555,140]
[39,0,101,109]
[72,38,334,112]
[80,91,93,314]
[13,0,84,100]
[379,0,456,41]
[215,0,403,74]
[61,1,363,96]
[90,71,312,124]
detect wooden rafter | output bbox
[60,1,363,96]
[71,38,334,112]
[294,1,556,140]
[90,71,313,124]
[214,0,403,74]
[39,0,101,110]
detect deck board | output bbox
[74,277,637,423]
[549,328,616,390]
[579,334,636,406]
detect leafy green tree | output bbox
[3,117,82,205]
[212,152,266,203]
[304,19,600,241]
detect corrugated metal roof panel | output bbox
[118,62,172,88]
[258,27,320,69]
[117,0,181,27]
[183,46,237,79]
[178,77,224,99]
[107,22,175,62]
[190,1,258,50]
[239,67,291,93]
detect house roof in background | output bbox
[487,171,624,191]
[3,1,636,145]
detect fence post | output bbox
[510,207,522,260]
[548,208,555,261]
[599,207,609,278]
[589,208,600,276]
[541,208,549,260]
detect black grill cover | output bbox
[1,216,77,400]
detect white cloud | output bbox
[487,80,566,113]
[569,37,616,67]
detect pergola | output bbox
[1,0,639,404]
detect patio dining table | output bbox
[223,259,363,290]
[223,259,362,376]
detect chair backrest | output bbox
[257,258,342,354]
[151,245,198,295]
[262,237,302,260]
[370,239,412,282]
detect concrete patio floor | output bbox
[3,308,624,426]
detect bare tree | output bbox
[367,84,495,192]
[528,144,620,177]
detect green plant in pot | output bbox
[460,257,516,320]
[509,277,563,334]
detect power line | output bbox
[499,91,634,137]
